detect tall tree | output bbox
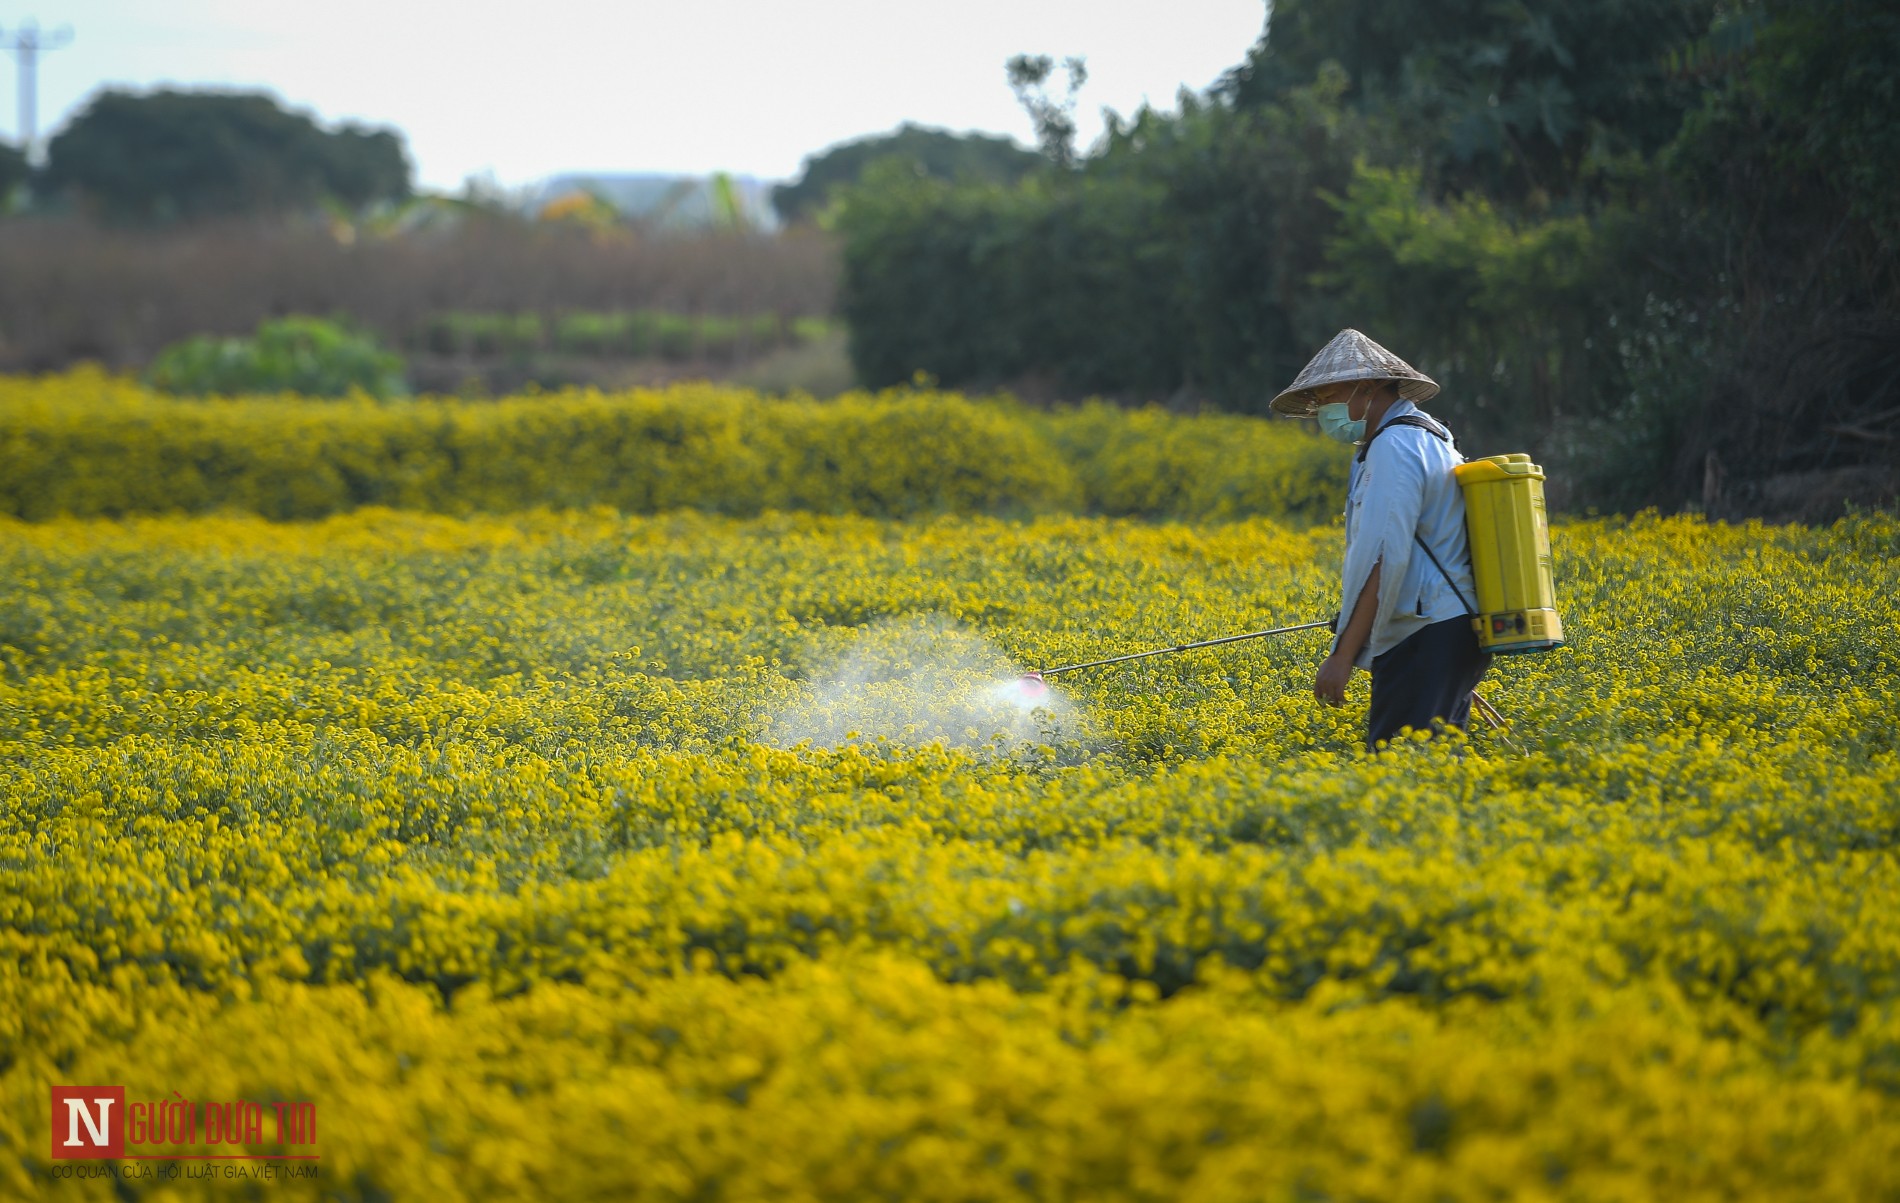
[45,89,411,223]
[1221,0,1717,206]
[1005,54,1090,168]
[1637,0,1900,510]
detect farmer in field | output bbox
[1271,329,1491,749]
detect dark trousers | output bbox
[1366,617,1493,750]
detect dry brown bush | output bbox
[0,217,839,372]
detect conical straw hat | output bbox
[1269,329,1439,416]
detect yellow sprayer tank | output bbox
[1453,454,1565,654]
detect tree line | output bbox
[4,89,410,221]
[826,0,1898,515]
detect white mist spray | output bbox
[767,614,1079,751]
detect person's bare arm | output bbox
[1315,560,1380,706]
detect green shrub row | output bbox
[414,310,834,362]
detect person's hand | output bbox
[1314,653,1356,706]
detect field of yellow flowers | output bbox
[3,378,1899,1199]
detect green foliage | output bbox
[709,171,760,232]
[412,310,829,364]
[772,123,1045,225]
[1622,0,1900,508]
[1006,54,1090,168]
[840,73,1372,406]
[836,165,1053,390]
[44,89,411,223]
[1312,163,1616,455]
[1745,0,1900,248]
[0,371,1345,525]
[418,313,546,358]
[0,141,26,204]
[147,317,409,400]
[548,311,790,362]
[836,0,1898,515]
[1660,3,1768,79]
[1220,0,1717,205]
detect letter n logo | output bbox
[51,1086,124,1159]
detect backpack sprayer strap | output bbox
[1356,412,1451,462]
[1360,413,1479,617]
[1412,531,1478,617]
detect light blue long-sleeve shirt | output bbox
[1333,400,1478,670]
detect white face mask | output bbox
[1315,401,1366,445]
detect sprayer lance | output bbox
[1027,619,1331,681]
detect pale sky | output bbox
[6,0,1269,189]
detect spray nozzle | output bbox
[1014,671,1050,701]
